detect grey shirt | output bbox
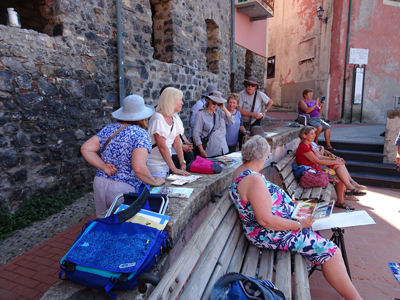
[193,108,235,157]
[239,90,271,124]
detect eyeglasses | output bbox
[247,83,257,88]
[210,100,219,106]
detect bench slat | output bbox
[227,233,249,273]
[310,186,323,200]
[274,152,296,172]
[180,206,238,299]
[280,163,295,183]
[293,186,304,200]
[282,172,296,191]
[321,184,333,202]
[200,218,243,300]
[294,253,311,300]
[286,179,298,198]
[275,251,292,300]
[300,187,312,200]
[241,244,260,277]
[148,193,233,300]
[257,249,274,281]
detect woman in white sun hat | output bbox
[81,95,165,217]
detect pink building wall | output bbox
[329,0,400,123]
[235,2,267,57]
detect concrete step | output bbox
[350,172,400,189]
[319,140,384,153]
[345,160,400,177]
[333,149,386,163]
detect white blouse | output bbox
[147,112,184,175]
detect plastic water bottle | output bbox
[7,8,21,28]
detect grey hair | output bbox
[241,135,270,163]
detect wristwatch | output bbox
[180,160,186,165]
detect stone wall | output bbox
[234,44,266,93]
[0,0,252,211]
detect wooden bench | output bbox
[148,190,311,300]
[273,152,333,202]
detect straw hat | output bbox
[112,95,155,121]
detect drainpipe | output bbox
[116,0,125,104]
[341,0,353,120]
[230,0,235,92]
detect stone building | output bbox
[0,0,271,211]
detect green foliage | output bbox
[0,189,87,240]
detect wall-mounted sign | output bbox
[349,48,369,65]
[353,67,364,104]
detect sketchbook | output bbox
[115,205,170,230]
[292,200,335,220]
[150,187,194,198]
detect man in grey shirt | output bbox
[237,76,273,131]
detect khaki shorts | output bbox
[93,176,136,217]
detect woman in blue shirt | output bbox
[81,95,165,216]
[225,93,246,153]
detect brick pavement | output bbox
[0,215,95,300]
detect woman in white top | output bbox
[147,87,190,177]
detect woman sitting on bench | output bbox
[229,136,362,300]
[296,126,366,210]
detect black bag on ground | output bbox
[295,113,310,126]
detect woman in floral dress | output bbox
[229,136,362,300]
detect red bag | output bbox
[299,169,329,188]
[186,156,222,174]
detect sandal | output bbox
[354,183,367,190]
[325,145,336,152]
[345,189,366,196]
[344,195,359,201]
[335,202,355,210]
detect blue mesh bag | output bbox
[59,185,169,298]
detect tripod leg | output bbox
[339,230,352,279]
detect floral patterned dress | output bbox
[229,169,337,264]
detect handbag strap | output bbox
[206,113,216,139]
[250,90,258,113]
[102,125,128,153]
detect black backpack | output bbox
[211,272,286,300]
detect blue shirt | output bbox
[225,110,243,147]
[96,123,152,190]
[396,131,400,146]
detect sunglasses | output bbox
[210,100,221,106]
[247,83,257,88]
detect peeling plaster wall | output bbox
[329,0,400,123]
[266,0,333,117]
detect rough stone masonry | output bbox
[0,0,266,211]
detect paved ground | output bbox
[1,111,398,300]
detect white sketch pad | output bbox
[312,210,376,231]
